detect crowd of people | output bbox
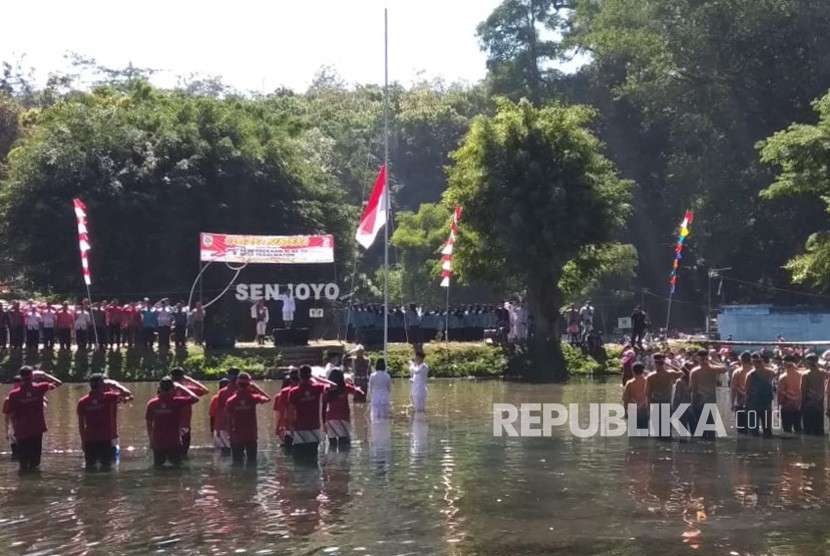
[621,341,830,438]
[0,298,206,352]
[343,301,536,344]
[2,347,430,472]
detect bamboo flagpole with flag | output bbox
[73,198,99,346]
[354,8,392,360]
[665,209,694,334]
[440,206,462,341]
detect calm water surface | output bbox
[1,380,830,555]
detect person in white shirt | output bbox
[40,305,57,350]
[368,357,392,419]
[24,304,42,350]
[409,350,429,413]
[280,294,295,328]
[155,300,174,351]
[74,307,92,350]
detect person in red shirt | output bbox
[77,374,133,471]
[323,369,364,449]
[56,302,75,351]
[105,300,124,349]
[214,367,269,456]
[2,366,62,472]
[289,365,328,455]
[209,377,230,443]
[170,367,209,457]
[145,377,200,468]
[225,372,270,466]
[274,369,300,448]
[3,375,21,460]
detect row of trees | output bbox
[3,0,830,377]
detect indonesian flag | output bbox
[440,206,463,288]
[355,165,387,249]
[73,198,92,286]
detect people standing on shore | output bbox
[141,300,158,350]
[74,304,92,350]
[24,302,41,351]
[280,294,295,328]
[630,306,648,348]
[409,350,429,413]
[7,301,24,349]
[76,374,133,471]
[252,300,269,346]
[2,366,63,472]
[156,300,173,351]
[145,377,200,468]
[173,303,188,349]
[41,304,56,350]
[225,372,270,466]
[56,302,74,350]
[106,300,123,349]
[189,301,205,346]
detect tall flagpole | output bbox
[383,8,390,362]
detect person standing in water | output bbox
[274,369,299,448]
[145,377,200,468]
[409,350,429,413]
[368,358,392,419]
[209,377,230,446]
[730,352,753,435]
[778,354,803,433]
[76,374,133,471]
[623,362,649,430]
[2,366,62,472]
[745,352,776,437]
[323,369,364,449]
[689,349,728,440]
[170,367,209,458]
[225,372,270,466]
[801,353,827,435]
[645,353,683,437]
[351,346,371,403]
[288,365,327,455]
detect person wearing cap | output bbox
[801,353,827,435]
[170,367,210,457]
[409,350,429,413]
[77,374,133,471]
[368,357,392,419]
[274,369,300,447]
[145,376,200,468]
[745,352,776,437]
[225,372,271,466]
[2,366,62,472]
[214,367,269,455]
[209,377,231,443]
[778,355,803,433]
[730,352,753,434]
[288,365,328,453]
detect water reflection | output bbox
[2,381,830,554]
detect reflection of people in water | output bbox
[320,450,352,527]
[369,416,392,475]
[275,463,323,537]
[410,414,428,461]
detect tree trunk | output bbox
[524,276,567,382]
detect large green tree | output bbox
[0,82,351,296]
[445,99,632,379]
[759,91,830,290]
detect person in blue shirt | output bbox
[141,300,158,350]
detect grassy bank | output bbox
[0,340,643,383]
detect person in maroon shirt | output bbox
[289,365,328,455]
[323,369,364,449]
[226,372,270,466]
[170,367,209,457]
[7,301,24,350]
[3,375,21,460]
[105,300,124,349]
[77,374,133,471]
[145,377,200,468]
[2,366,62,472]
[56,302,75,351]
[214,367,269,456]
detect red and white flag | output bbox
[440,206,462,288]
[73,198,92,286]
[355,165,388,249]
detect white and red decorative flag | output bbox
[440,206,463,288]
[73,198,92,286]
[355,165,388,249]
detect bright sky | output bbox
[2,0,506,92]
